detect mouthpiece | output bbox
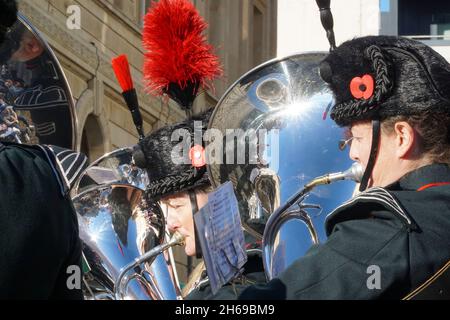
[305,163,363,188]
[343,162,364,183]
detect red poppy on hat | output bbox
[189,145,206,168]
[350,74,374,100]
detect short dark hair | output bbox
[195,184,213,195]
[382,111,450,165]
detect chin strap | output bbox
[189,190,203,259]
[359,120,381,192]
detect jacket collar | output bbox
[387,163,450,192]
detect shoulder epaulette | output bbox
[37,145,88,196]
[325,187,417,235]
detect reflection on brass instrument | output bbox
[71,148,185,300]
[73,184,182,300]
[263,163,363,279]
[0,14,77,148]
[73,147,150,195]
[256,78,287,105]
[247,168,281,236]
[208,53,361,278]
[115,232,185,300]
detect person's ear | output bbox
[393,121,415,159]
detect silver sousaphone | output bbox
[0,14,77,148]
[208,52,361,280]
[72,148,184,300]
[73,147,150,195]
[73,183,184,300]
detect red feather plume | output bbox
[111,54,145,140]
[142,0,222,109]
[112,54,134,92]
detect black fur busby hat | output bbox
[133,110,213,201]
[319,36,450,127]
[0,0,17,44]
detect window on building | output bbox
[104,0,142,26]
[81,115,105,162]
[208,1,224,49]
[398,0,450,40]
[139,0,153,27]
[253,5,264,66]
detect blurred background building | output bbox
[278,0,450,61]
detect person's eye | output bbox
[169,203,183,209]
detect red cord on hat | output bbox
[350,74,374,100]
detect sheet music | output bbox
[194,181,248,295]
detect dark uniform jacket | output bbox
[0,143,84,299]
[237,163,450,300]
[187,251,267,300]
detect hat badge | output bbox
[350,74,374,100]
[189,145,206,168]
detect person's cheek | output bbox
[185,237,196,256]
[181,205,192,229]
[166,208,179,232]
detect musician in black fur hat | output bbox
[133,110,266,299]
[235,35,450,300]
[0,0,84,300]
[134,111,213,259]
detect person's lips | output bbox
[175,230,189,239]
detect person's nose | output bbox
[166,211,180,233]
[349,143,359,163]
